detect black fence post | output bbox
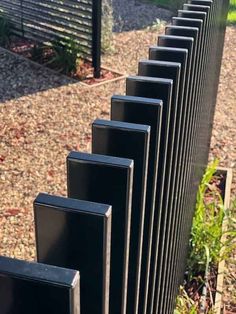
[67,151,134,314]
[92,0,102,78]
[92,119,150,314]
[34,193,111,314]
[126,76,173,314]
[111,95,163,314]
[0,256,80,314]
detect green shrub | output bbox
[175,161,236,312]
[188,161,236,276]
[188,160,224,275]
[228,0,236,24]
[174,286,198,314]
[47,38,83,75]
[30,44,48,62]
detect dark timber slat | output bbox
[148,47,188,314]
[154,35,194,314]
[0,256,80,314]
[34,193,111,314]
[137,60,181,314]
[92,119,150,314]
[67,151,133,314]
[110,95,163,314]
[126,76,173,314]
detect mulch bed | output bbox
[8,36,121,85]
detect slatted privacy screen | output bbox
[0,0,102,77]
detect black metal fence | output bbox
[0,0,102,77]
[0,0,229,313]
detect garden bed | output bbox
[198,167,233,313]
[214,167,233,314]
[5,36,125,86]
[178,166,233,314]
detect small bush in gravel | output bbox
[146,18,166,32]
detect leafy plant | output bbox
[0,14,12,48]
[146,18,164,32]
[30,44,48,62]
[174,286,198,314]
[228,0,236,25]
[47,38,83,75]
[175,162,236,313]
[188,160,224,276]
[175,285,217,314]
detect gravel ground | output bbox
[0,14,235,313]
[102,23,167,74]
[112,0,172,31]
[0,49,76,103]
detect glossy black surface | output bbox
[153,34,194,314]
[166,16,205,313]
[165,27,199,171]
[183,2,211,169]
[138,60,182,313]
[111,95,162,314]
[67,151,133,314]
[148,47,188,298]
[126,75,173,314]
[92,119,150,314]
[157,36,194,194]
[159,25,200,314]
[34,193,111,314]
[175,10,207,271]
[0,256,80,314]
[148,51,188,258]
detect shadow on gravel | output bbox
[112,0,173,32]
[0,48,77,103]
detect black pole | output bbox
[92,0,102,78]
